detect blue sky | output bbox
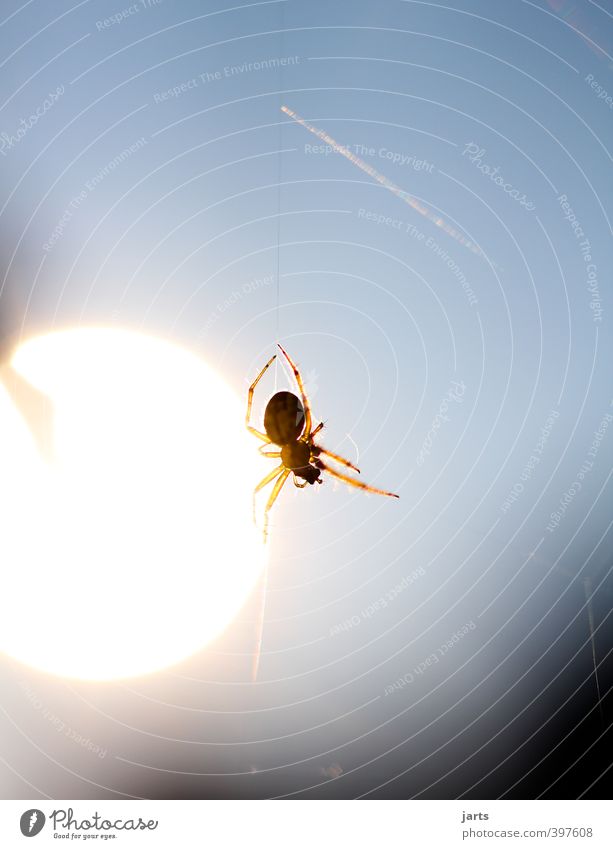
[0,0,611,799]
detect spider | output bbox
[247,344,399,541]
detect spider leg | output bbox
[246,354,276,442]
[259,445,281,458]
[293,474,308,488]
[263,469,290,543]
[314,444,360,474]
[253,463,284,524]
[248,426,270,443]
[309,421,324,439]
[316,459,399,498]
[277,343,312,436]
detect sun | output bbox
[0,328,267,680]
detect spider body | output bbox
[263,390,323,484]
[247,344,399,541]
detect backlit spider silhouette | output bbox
[247,344,399,541]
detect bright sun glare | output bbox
[0,328,267,681]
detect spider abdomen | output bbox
[264,391,305,445]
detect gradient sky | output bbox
[0,0,611,800]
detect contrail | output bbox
[281,105,485,260]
